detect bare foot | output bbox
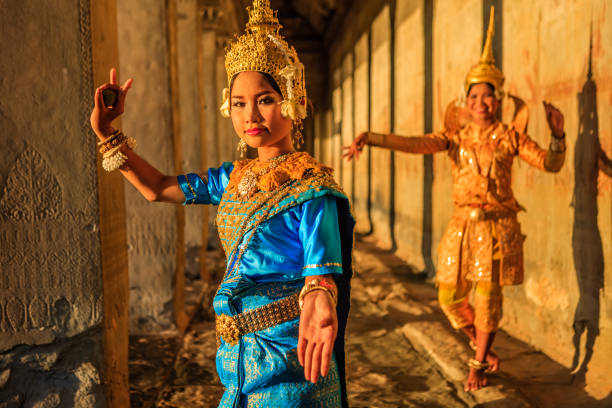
[486,349,500,372]
[468,340,500,372]
[464,367,488,391]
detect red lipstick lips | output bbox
[246,127,265,136]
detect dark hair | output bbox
[467,82,495,96]
[229,72,283,96]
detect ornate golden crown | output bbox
[220,0,307,122]
[464,6,505,95]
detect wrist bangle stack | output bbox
[298,278,338,310]
[98,130,136,172]
[549,132,566,153]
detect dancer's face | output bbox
[466,83,499,124]
[230,71,293,150]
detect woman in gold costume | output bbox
[344,7,566,391]
[90,1,353,406]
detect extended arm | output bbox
[296,197,343,384]
[343,131,449,160]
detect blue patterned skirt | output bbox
[214,280,342,407]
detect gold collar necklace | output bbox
[237,152,292,198]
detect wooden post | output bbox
[89,0,130,405]
[166,0,189,333]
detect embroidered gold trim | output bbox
[216,293,300,346]
[185,177,197,198]
[302,262,342,270]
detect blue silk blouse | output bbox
[177,162,344,282]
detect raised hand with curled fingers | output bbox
[90,68,133,141]
[543,101,564,139]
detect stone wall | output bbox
[117,0,178,333]
[0,0,115,405]
[323,0,612,398]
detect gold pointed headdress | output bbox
[220,0,307,122]
[464,6,505,95]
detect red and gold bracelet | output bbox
[298,278,338,310]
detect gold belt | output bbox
[457,205,515,222]
[216,292,300,346]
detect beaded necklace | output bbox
[237,152,292,198]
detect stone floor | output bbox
[128,239,611,408]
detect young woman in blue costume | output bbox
[89,1,354,406]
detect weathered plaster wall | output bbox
[177,0,204,280]
[498,0,612,396]
[117,0,178,332]
[323,0,612,397]
[0,0,107,405]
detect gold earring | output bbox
[291,120,304,149]
[237,139,247,158]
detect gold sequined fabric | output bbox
[400,121,564,286]
[438,278,503,333]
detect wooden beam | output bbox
[197,0,211,284]
[166,0,189,333]
[89,0,130,405]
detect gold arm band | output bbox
[545,133,566,172]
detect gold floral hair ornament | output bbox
[220,87,231,118]
[461,6,505,103]
[219,0,307,122]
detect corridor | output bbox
[128,239,609,408]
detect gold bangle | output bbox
[298,279,338,310]
[97,129,122,147]
[99,131,127,154]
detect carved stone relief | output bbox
[0,145,102,351]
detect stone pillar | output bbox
[117,0,179,332]
[353,32,372,234]
[340,54,354,199]
[198,3,222,255]
[393,0,426,269]
[177,0,205,282]
[331,68,343,178]
[370,5,393,249]
[217,36,238,163]
[431,0,481,264]
[0,0,129,405]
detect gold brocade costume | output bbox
[378,121,565,332]
[364,6,566,334]
[396,121,564,287]
[215,152,341,265]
